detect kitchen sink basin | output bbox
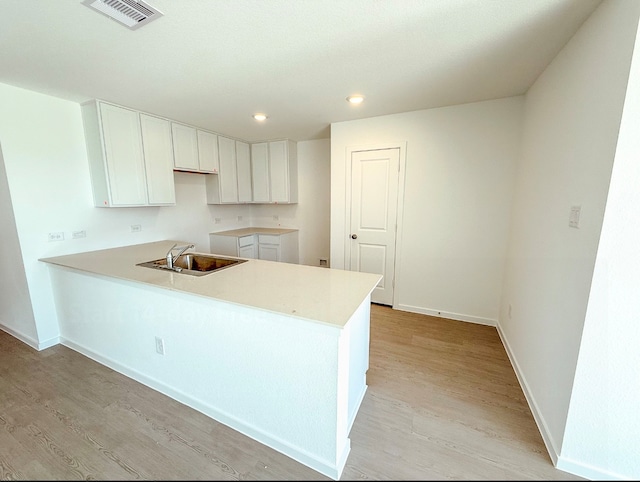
[137,253,247,276]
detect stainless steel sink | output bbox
[137,253,247,276]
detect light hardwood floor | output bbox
[0,304,584,480]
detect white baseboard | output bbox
[556,455,627,480]
[0,323,60,351]
[495,322,560,466]
[0,323,38,350]
[37,335,60,350]
[348,383,367,433]
[394,303,497,326]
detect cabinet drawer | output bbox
[258,234,280,245]
[238,235,255,248]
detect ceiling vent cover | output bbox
[82,0,163,30]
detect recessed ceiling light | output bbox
[346,95,365,104]
[253,113,268,121]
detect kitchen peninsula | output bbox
[40,240,381,480]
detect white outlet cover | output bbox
[48,232,65,242]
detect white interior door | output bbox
[349,148,400,305]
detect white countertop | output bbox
[40,240,381,328]
[210,227,298,236]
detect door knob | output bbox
[351,234,358,239]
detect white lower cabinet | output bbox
[257,233,299,263]
[238,235,256,258]
[209,230,298,263]
[258,244,279,262]
[258,234,281,262]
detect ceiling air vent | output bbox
[82,0,163,30]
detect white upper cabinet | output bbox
[172,122,220,173]
[81,100,175,207]
[206,137,254,204]
[219,136,239,202]
[244,140,298,205]
[236,140,252,203]
[83,99,296,207]
[207,135,238,204]
[197,130,219,173]
[251,142,270,203]
[171,122,199,171]
[269,140,298,204]
[140,114,176,205]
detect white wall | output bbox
[0,84,96,347]
[331,97,522,325]
[0,143,37,343]
[292,139,330,267]
[558,4,640,479]
[0,83,329,347]
[498,0,640,474]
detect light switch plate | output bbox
[569,205,581,228]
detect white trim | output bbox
[395,303,497,326]
[392,143,407,309]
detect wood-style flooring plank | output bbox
[0,305,584,480]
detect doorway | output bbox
[347,145,405,306]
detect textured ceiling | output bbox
[0,0,602,141]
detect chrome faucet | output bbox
[166,243,194,270]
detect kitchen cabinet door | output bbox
[217,136,239,203]
[197,130,219,173]
[251,142,270,203]
[140,114,176,205]
[209,233,238,256]
[238,234,256,258]
[258,244,279,262]
[82,101,148,207]
[236,140,252,203]
[269,140,298,203]
[257,232,299,263]
[239,244,256,258]
[171,122,199,171]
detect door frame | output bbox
[344,141,407,308]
